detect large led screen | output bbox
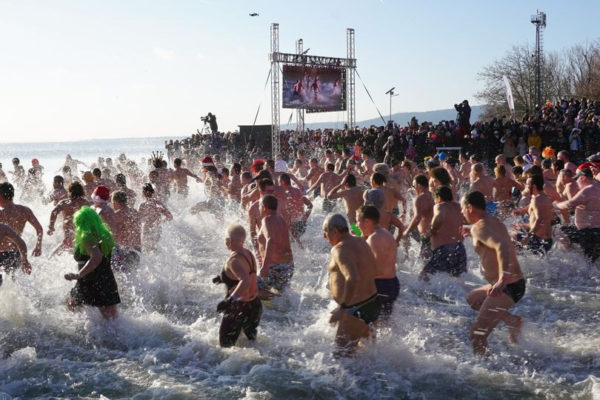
[282,66,346,112]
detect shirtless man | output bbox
[43,175,68,206]
[371,168,407,224]
[279,173,313,247]
[327,174,365,235]
[557,150,577,174]
[495,154,515,180]
[112,191,142,271]
[402,175,434,259]
[0,183,43,268]
[363,189,404,239]
[171,158,200,197]
[228,163,243,204]
[114,174,137,207]
[458,152,472,188]
[463,190,525,355]
[421,186,466,279]
[512,174,554,255]
[214,224,262,347]
[290,159,308,180]
[138,183,173,252]
[323,213,380,355]
[48,182,90,256]
[257,195,294,294]
[493,166,523,218]
[305,158,324,197]
[555,165,600,262]
[307,163,341,213]
[357,205,399,319]
[470,163,497,216]
[248,179,276,253]
[360,149,376,177]
[91,185,117,233]
[0,223,31,283]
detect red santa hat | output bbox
[91,185,110,203]
[201,156,214,167]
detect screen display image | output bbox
[282,65,345,112]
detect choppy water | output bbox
[1,141,600,399]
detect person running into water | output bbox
[172,158,201,197]
[111,191,142,271]
[0,183,43,261]
[279,173,313,248]
[357,205,399,320]
[43,175,68,206]
[0,223,31,285]
[402,175,434,260]
[462,191,525,355]
[257,195,294,296]
[323,213,380,356]
[48,182,90,257]
[64,206,121,320]
[214,224,262,347]
[327,174,365,236]
[138,183,173,252]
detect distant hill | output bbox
[282,105,485,129]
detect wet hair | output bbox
[221,167,229,176]
[326,163,335,171]
[371,172,386,186]
[73,206,115,258]
[464,190,486,211]
[92,168,102,178]
[279,173,291,185]
[267,159,275,170]
[259,179,274,192]
[143,183,155,196]
[358,205,380,223]
[115,173,126,185]
[430,167,451,186]
[241,171,252,181]
[525,165,543,177]
[53,175,64,186]
[226,224,246,242]
[364,188,385,209]
[414,174,428,188]
[362,149,371,157]
[345,174,356,187]
[232,163,242,174]
[494,165,506,177]
[112,190,127,205]
[552,159,564,171]
[323,213,349,234]
[473,163,484,174]
[530,174,544,191]
[512,166,523,177]
[261,194,278,211]
[542,158,552,169]
[435,185,453,202]
[0,182,15,200]
[68,182,84,198]
[12,157,20,164]
[446,158,458,168]
[174,158,182,167]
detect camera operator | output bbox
[454,100,471,137]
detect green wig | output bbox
[73,206,115,258]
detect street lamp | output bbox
[385,87,398,123]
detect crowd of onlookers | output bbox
[167,97,600,168]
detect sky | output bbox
[1,0,599,142]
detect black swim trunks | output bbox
[561,226,600,262]
[343,293,380,324]
[219,297,262,347]
[0,250,21,274]
[375,277,400,318]
[516,232,552,255]
[422,242,467,277]
[502,278,526,304]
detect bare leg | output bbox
[334,313,370,357]
[470,293,516,355]
[99,305,118,320]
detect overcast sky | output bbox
[1,0,599,142]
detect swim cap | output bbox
[91,185,110,202]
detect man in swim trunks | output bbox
[138,183,173,252]
[323,213,380,355]
[327,174,365,235]
[257,195,294,295]
[215,224,262,347]
[402,175,434,260]
[279,173,313,248]
[172,158,201,197]
[422,186,467,279]
[48,182,90,257]
[0,183,43,265]
[470,163,497,216]
[306,163,341,213]
[111,191,142,271]
[513,174,554,255]
[0,223,31,284]
[357,205,399,319]
[555,165,600,262]
[463,190,525,355]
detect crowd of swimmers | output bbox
[1,143,600,357]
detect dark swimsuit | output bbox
[503,278,526,304]
[218,251,262,348]
[70,247,121,307]
[374,277,400,318]
[343,293,380,325]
